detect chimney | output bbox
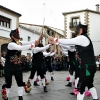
[95,4,99,12]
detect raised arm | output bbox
[48,35,90,47]
[60,46,68,52]
[60,46,68,56]
[62,51,68,56]
[8,42,34,51]
[59,44,72,50]
[49,50,56,56]
[60,45,75,52]
[43,52,51,57]
[33,44,51,54]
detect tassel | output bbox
[86,69,90,76]
[86,64,90,76]
[78,65,81,68]
[73,61,76,65]
[2,88,7,99]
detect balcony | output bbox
[69,22,80,30]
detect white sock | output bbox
[69,75,74,82]
[18,87,23,96]
[77,92,84,100]
[50,72,53,77]
[6,88,10,97]
[89,87,98,99]
[42,78,45,87]
[75,78,79,88]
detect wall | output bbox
[89,12,100,55]
[0,10,18,51]
[0,11,17,31]
[66,12,85,38]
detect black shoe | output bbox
[34,81,40,86]
[65,82,72,87]
[44,86,48,92]
[70,92,75,95]
[93,99,99,100]
[51,77,54,81]
[2,84,6,89]
[19,96,23,100]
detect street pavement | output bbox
[0,71,100,100]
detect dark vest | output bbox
[5,40,21,70]
[45,56,51,65]
[32,52,43,65]
[68,50,76,62]
[75,34,95,64]
[76,57,81,67]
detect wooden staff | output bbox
[40,3,46,36]
[43,28,49,38]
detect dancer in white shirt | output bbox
[1,28,41,100]
[48,24,98,100]
[27,43,52,92]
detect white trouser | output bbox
[75,77,79,88]
[6,88,10,97]
[89,87,98,99]
[77,92,84,100]
[69,74,74,82]
[18,87,23,96]
[42,78,45,87]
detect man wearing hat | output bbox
[1,28,41,100]
[48,24,98,100]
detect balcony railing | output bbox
[69,22,80,28]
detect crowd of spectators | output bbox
[0,52,32,77]
[1,51,100,77]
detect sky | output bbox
[0,0,100,30]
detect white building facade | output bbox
[63,9,100,56]
[0,5,64,57]
[0,5,45,56]
[0,5,21,53]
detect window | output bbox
[28,36,31,41]
[47,30,50,35]
[0,15,11,28]
[72,17,80,27]
[52,32,54,36]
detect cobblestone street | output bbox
[0,71,100,100]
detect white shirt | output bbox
[58,35,90,47]
[8,40,35,50]
[32,44,51,54]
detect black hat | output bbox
[75,23,88,35]
[10,28,20,39]
[79,24,88,30]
